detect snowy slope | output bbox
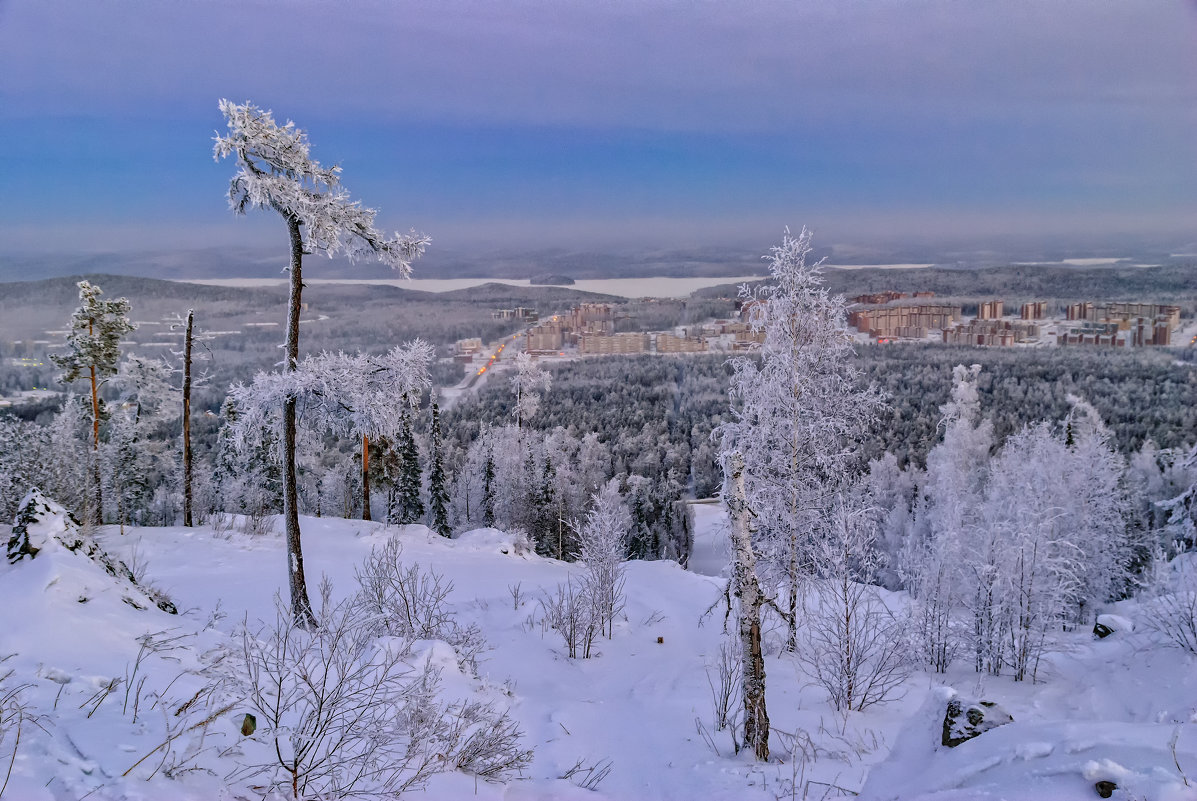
[0,510,1194,800]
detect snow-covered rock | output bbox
[4,488,176,614]
[1094,613,1135,638]
[943,695,1014,747]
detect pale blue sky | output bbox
[1,0,1195,256]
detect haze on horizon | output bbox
[1,0,1196,262]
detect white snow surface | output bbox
[0,510,1194,800]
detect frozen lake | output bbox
[182,275,769,299]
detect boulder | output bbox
[942,696,1014,747]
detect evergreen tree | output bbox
[50,280,136,522]
[481,447,497,528]
[427,403,451,537]
[394,407,424,524]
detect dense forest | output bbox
[0,274,1193,567]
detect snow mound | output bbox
[862,712,1197,800]
[4,488,176,614]
[1095,613,1135,635]
[455,526,533,556]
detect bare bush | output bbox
[1142,554,1197,654]
[0,656,34,800]
[353,536,486,672]
[706,638,742,733]
[228,586,437,799]
[800,505,911,713]
[439,701,533,779]
[559,757,613,791]
[226,581,529,799]
[541,579,597,659]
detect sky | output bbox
[1,0,1196,258]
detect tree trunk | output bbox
[182,309,194,527]
[728,453,769,761]
[88,320,103,523]
[362,434,371,521]
[284,216,316,628]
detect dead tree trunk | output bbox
[284,215,316,628]
[728,453,769,761]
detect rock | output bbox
[942,696,1014,747]
[241,713,257,736]
[1095,780,1116,798]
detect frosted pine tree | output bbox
[50,280,136,522]
[214,99,428,625]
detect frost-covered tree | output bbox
[105,356,177,530]
[0,417,52,522]
[213,397,283,531]
[718,228,881,652]
[903,364,993,672]
[50,280,136,521]
[716,228,881,756]
[1158,444,1197,554]
[1060,395,1134,620]
[215,99,428,625]
[980,424,1081,680]
[576,479,631,638]
[723,453,769,760]
[511,351,551,429]
[801,501,910,712]
[347,342,432,522]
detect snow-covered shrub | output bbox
[226,583,528,799]
[353,536,486,672]
[800,504,911,713]
[1141,553,1197,654]
[540,578,597,659]
[438,700,533,779]
[705,637,742,734]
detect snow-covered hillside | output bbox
[1,507,1195,800]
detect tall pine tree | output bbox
[51,280,136,522]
